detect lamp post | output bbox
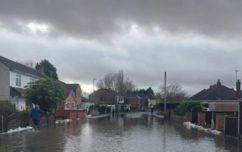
[164,72,167,113]
[93,78,96,93]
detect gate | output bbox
[192,111,197,124]
[225,116,238,137]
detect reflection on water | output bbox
[0,113,241,152]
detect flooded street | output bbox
[0,113,241,152]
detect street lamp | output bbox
[164,72,167,113]
[93,78,96,93]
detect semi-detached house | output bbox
[0,56,45,111]
[0,56,83,113]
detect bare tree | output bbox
[159,83,187,101]
[97,70,135,93]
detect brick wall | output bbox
[216,114,226,131]
[69,111,77,119]
[209,103,238,112]
[56,110,86,120]
[77,111,86,119]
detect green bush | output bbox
[174,100,202,116]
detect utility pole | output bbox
[164,72,167,113]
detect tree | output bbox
[133,87,155,99]
[25,79,65,112]
[145,87,155,98]
[36,60,58,80]
[159,83,187,101]
[97,70,135,94]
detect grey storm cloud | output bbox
[1,32,242,95]
[1,0,242,95]
[0,0,242,39]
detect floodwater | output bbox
[0,112,242,152]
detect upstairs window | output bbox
[16,74,21,87]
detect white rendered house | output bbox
[0,56,44,111]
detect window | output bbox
[16,74,21,87]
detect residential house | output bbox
[56,83,85,119]
[124,93,148,111]
[191,79,237,102]
[190,79,240,112]
[0,56,45,111]
[64,84,82,110]
[125,95,140,111]
[89,88,118,105]
[56,83,82,112]
[190,79,241,131]
[191,79,240,109]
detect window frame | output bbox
[16,74,21,87]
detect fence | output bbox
[0,111,56,133]
[0,112,30,133]
[224,116,238,137]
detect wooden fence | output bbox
[0,112,29,133]
[224,116,238,137]
[0,112,55,133]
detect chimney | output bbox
[236,80,241,99]
[217,79,221,86]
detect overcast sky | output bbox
[0,0,242,95]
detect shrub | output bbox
[174,100,202,116]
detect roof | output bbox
[10,87,25,97]
[64,83,80,97]
[0,56,44,78]
[66,84,79,92]
[191,80,236,101]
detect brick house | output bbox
[64,84,82,109]
[191,80,238,101]
[190,79,240,130]
[190,79,241,112]
[56,83,86,119]
[124,94,148,111]
[89,88,118,105]
[125,96,139,111]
